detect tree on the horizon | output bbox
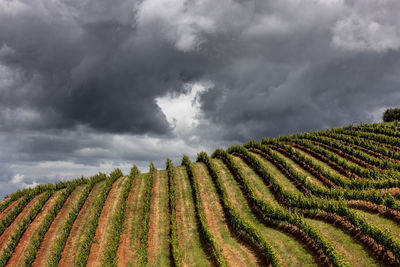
[383,108,400,122]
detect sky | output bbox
[1,0,400,197]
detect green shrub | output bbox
[383,108,400,122]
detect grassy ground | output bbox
[271,150,326,187]
[251,147,384,266]
[231,156,280,207]
[249,152,303,195]
[291,147,345,178]
[174,166,211,266]
[305,217,381,266]
[147,170,170,266]
[125,174,148,266]
[213,159,317,267]
[193,162,261,266]
[355,209,400,243]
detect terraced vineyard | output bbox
[4,122,400,266]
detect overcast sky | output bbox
[1,0,400,197]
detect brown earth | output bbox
[0,199,21,221]
[0,194,44,252]
[147,170,170,265]
[86,177,127,267]
[194,163,261,266]
[6,190,64,266]
[116,175,145,266]
[58,181,106,266]
[32,185,87,267]
[174,168,189,267]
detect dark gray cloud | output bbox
[0,0,400,197]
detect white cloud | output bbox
[11,173,24,184]
[10,173,39,189]
[156,82,213,133]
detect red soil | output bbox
[32,185,86,267]
[86,177,126,267]
[6,190,64,266]
[0,194,44,253]
[58,182,105,266]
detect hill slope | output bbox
[2,122,400,266]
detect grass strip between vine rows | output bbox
[248,141,400,211]
[166,159,182,267]
[233,143,400,264]
[137,163,155,266]
[197,152,282,267]
[182,155,227,267]
[213,148,349,267]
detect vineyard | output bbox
[3,122,400,266]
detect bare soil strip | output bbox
[174,166,210,267]
[116,174,147,266]
[147,170,170,266]
[0,194,44,253]
[6,190,64,266]
[32,185,87,267]
[0,199,21,222]
[58,181,106,266]
[86,177,127,267]
[194,162,261,266]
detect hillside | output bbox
[2,122,400,266]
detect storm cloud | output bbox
[0,0,400,197]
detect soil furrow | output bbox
[6,190,64,266]
[32,185,86,267]
[116,174,147,266]
[147,170,170,265]
[0,194,44,253]
[58,181,106,266]
[194,162,261,266]
[86,177,127,267]
[0,199,21,222]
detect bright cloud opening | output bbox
[156,82,213,133]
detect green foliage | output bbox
[166,159,182,267]
[74,169,123,266]
[137,163,155,266]
[181,155,228,267]
[103,166,138,266]
[0,191,53,266]
[23,176,91,266]
[383,108,400,122]
[214,147,350,267]
[45,174,107,266]
[226,144,400,263]
[196,152,282,267]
